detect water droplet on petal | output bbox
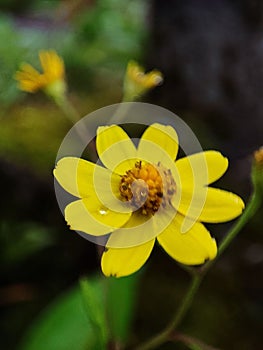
[99,208,108,215]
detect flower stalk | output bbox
[51,92,81,125]
[135,274,203,350]
[170,331,221,350]
[214,192,260,259]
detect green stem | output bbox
[53,93,97,155]
[218,192,261,256]
[135,274,202,350]
[166,274,202,332]
[171,331,221,350]
[203,190,261,273]
[135,188,261,350]
[53,94,81,124]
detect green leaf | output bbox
[19,278,107,350]
[79,277,108,348]
[105,272,141,344]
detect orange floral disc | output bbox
[119,161,176,215]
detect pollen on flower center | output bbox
[119,161,176,215]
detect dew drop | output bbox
[99,208,108,215]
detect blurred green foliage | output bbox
[105,273,140,344]
[69,0,148,70]
[18,275,140,350]
[0,104,68,174]
[0,15,26,106]
[80,277,108,348]
[0,221,54,265]
[18,279,104,350]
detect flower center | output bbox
[119,161,176,215]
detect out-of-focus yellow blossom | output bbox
[123,60,163,101]
[54,123,245,278]
[254,147,263,165]
[252,146,263,194]
[15,50,66,99]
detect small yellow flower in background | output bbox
[54,123,244,278]
[123,60,163,101]
[254,146,263,165]
[252,146,263,194]
[15,50,66,100]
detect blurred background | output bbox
[0,0,262,349]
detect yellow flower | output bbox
[123,60,163,101]
[252,146,263,194]
[254,146,263,165]
[15,50,66,97]
[54,123,244,277]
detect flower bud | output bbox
[252,147,263,195]
[123,60,163,101]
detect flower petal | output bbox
[101,239,155,277]
[65,198,131,236]
[106,211,154,248]
[175,151,229,187]
[54,157,120,198]
[96,125,137,173]
[157,213,217,265]
[106,205,177,248]
[137,123,179,164]
[39,50,64,80]
[175,187,245,223]
[198,188,245,223]
[14,64,43,92]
